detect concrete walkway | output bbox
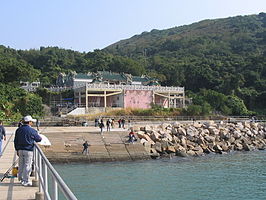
[0,128,38,200]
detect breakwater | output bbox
[136,121,266,157]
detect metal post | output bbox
[51,179,58,200]
[39,155,43,193]
[44,165,48,200]
[33,148,39,187]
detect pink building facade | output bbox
[124,90,153,109]
[74,84,185,111]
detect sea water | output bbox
[54,151,266,200]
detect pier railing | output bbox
[34,143,78,200]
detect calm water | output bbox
[54,151,266,200]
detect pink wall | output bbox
[124,90,153,109]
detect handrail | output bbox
[34,143,78,200]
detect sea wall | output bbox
[135,121,266,157]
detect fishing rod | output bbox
[0,119,48,182]
[0,158,19,182]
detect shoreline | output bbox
[6,121,266,164]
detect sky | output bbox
[0,0,265,53]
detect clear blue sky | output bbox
[0,0,265,52]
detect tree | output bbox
[15,94,43,117]
[226,95,249,115]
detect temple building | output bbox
[56,71,185,114]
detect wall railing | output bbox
[84,83,184,92]
[34,143,78,200]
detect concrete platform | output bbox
[39,126,151,163]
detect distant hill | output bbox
[105,13,266,59]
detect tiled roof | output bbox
[75,73,94,79]
[67,71,159,85]
[98,71,126,81]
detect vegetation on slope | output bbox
[0,13,265,119]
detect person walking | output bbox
[82,141,90,155]
[14,115,42,186]
[0,120,6,157]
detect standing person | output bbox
[14,115,42,186]
[36,119,40,131]
[0,120,6,157]
[106,119,111,132]
[18,119,23,128]
[121,118,126,129]
[118,119,121,128]
[111,118,115,129]
[99,120,104,135]
[128,119,131,129]
[82,141,90,155]
[95,118,99,127]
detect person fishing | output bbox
[14,115,42,186]
[82,141,90,155]
[128,129,137,143]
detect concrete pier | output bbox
[39,126,150,163]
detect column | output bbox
[104,90,107,108]
[85,85,88,112]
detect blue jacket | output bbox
[0,125,6,140]
[14,125,42,151]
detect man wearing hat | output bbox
[14,115,42,186]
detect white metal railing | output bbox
[85,83,184,92]
[34,144,78,200]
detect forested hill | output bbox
[104,13,266,113]
[105,13,266,89]
[105,13,266,59]
[0,13,266,117]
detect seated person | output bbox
[128,130,137,143]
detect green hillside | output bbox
[104,13,266,114]
[0,13,266,118]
